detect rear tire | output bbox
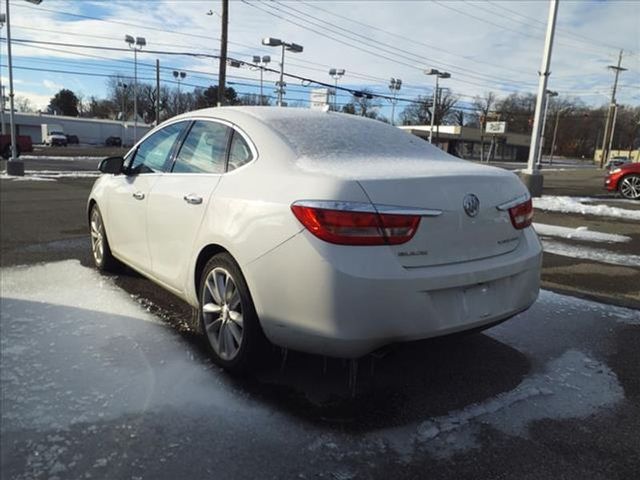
[89,205,120,272]
[619,174,640,200]
[198,253,268,373]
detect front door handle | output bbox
[133,191,145,200]
[183,193,203,205]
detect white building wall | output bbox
[11,112,153,145]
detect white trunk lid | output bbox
[358,163,527,268]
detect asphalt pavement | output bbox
[1,157,639,479]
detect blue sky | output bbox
[1,0,638,119]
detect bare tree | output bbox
[14,96,35,112]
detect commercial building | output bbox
[399,125,531,162]
[3,112,152,146]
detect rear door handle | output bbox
[133,191,145,200]
[183,193,203,205]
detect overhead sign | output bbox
[310,88,330,111]
[486,121,506,134]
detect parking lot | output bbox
[1,156,639,479]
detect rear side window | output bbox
[128,122,185,174]
[227,132,254,171]
[173,121,230,174]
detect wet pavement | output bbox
[1,160,639,479]
[1,260,639,479]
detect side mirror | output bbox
[98,156,124,174]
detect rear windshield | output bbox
[270,114,432,160]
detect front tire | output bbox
[89,205,120,272]
[198,253,268,373]
[619,174,640,200]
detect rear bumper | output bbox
[244,228,542,358]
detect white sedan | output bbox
[88,107,541,372]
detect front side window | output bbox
[128,122,186,174]
[173,121,230,174]
[228,132,254,171]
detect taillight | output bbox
[508,198,533,229]
[291,203,420,246]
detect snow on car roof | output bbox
[238,107,468,179]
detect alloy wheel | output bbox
[202,267,244,361]
[620,175,640,200]
[90,209,105,265]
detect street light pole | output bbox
[425,69,450,144]
[4,0,22,175]
[262,37,303,107]
[388,78,402,126]
[118,80,127,142]
[173,71,186,114]
[125,35,145,145]
[524,0,558,197]
[252,55,271,105]
[329,68,346,111]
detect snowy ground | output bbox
[1,170,100,181]
[534,195,640,221]
[1,260,639,479]
[533,196,640,268]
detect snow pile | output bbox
[534,196,640,221]
[20,155,105,161]
[1,170,100,181]
[533,223,631,243]
[541,239,640,266]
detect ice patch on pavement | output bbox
[410,350,623,458]
[378,350,625,461]
[533,196,640,221]
[541,239,640,266]
[534,223,631,243]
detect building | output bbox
[3,112,152,146]
[399,125,531,162]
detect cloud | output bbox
[43,80,63,91]
[4,0,638,108]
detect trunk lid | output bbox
[358,162,527,268]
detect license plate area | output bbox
[463,282,493,320]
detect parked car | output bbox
[604,156,631,170]
[605,161,640,199]
[88,107,542,372]
[105,136,122,147]
[66,134,79,145]
[0,134,33,159]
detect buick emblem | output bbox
[463,194,480,217]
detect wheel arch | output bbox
[194,243,233,299]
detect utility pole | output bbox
[548,109,561,166]
[537,90,557,168]
[156,59,160,125]
[607,103,619,158]
[523,0,559,197]
[217,0,229,107]
[0,13,5,136]
[599,50,626,168]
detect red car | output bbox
[605,162,640,199]
[0,134,33,159]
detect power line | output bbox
[242,0,531,94]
